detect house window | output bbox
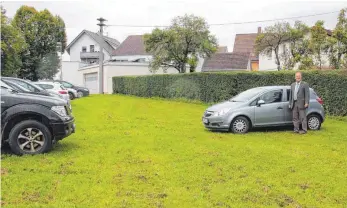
[90,45,94,52]
[82,46,87,52]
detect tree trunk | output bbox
[274,47,281,71]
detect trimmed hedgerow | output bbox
[113,71,347,116]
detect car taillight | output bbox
[59,90,67,94]
[316,97,323,105]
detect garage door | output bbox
[84,73,98,94]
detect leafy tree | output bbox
[36,52,60,79]
[255,22,291,70]
[144,14,218,73]
[12,6,67,80]
[0,7,27,76]
[310,20,329,69]
[327,8,347,69]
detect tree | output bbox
[310,20,329,69]
[12,6,67,80]
[36,52,61,79]
[255,22,291,70]
[144,14,218,73]
[327,8,347,69]
[1,7,27,76]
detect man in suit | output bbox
[289,72,310,134]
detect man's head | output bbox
[295,72,302,83]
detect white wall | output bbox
[60,61,84,86]
[77,62,181,94]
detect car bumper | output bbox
[202,116,230,131]
[51,118,75,141]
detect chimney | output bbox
[258,27,261,34]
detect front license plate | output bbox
[203,118,209,124]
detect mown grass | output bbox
[1,95,347,208]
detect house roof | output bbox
[66,30,120,55]
[217,46,228,53]
[233,33,258,61]
[112,35,149,56]
[202,52,250,72]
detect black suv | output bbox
[1,87,75,155]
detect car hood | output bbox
[3,92,67,108]
[206,101,246,112]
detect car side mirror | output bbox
[257,100,265,106]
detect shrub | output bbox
[113,71,347,116]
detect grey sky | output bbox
[3,0,347,60]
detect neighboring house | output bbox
[233,27,261,71]
[258,28,332,70]
[65,30,120,64]
[111,35,151,62]
[202,53,251,72]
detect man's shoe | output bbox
[299,130,307,134]
[294,130,299,133]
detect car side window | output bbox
[62,82,73,88]
[38,84,54,89]
[259,90,283,104]
[12,80,36,92]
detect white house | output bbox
[65,30,120,64]
[258,29,333,70]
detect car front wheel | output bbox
[8,120,53,155]
[230,116,250,134]
[69,92,75,100]
[307,114,321,130]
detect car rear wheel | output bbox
[8,120,53,155]
[68,92,75,100]
[307,114,321,130]
[77,91,84,98]
[230,116,250,134]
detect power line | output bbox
[106,10,339,28]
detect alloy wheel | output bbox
[17,128,45,153]
[233,119,247,133]
[308,116,320,130]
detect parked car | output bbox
[202,86,325,133]
[34,81,70,101]
[1,77,72,111]
[51,80,89,97]
[1,86,75,155]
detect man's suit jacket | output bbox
[289,81,310,110]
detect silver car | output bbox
[202,86,325,133]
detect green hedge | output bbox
[113,71,347,116]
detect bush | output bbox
[113,71,347,116]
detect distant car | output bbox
[51,80,89,98]
[202,86,325,133]
[34,82,70,101]
[1,77,72,111]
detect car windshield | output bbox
[230,88,264,102]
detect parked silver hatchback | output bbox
[202,86,325,133]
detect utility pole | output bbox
[97,17,106,94]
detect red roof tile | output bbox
[112,35,148,56]
[202,53,250,72]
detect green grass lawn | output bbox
[2,95,347,208]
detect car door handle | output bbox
[277,107,283,110]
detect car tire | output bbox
[307,114,321,130]
[77,91,84,98]
[68,92,75,100]
[8,120,53,155]
[230,116,250,134]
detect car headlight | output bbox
[51,106,67,117]
[213,108,231,117]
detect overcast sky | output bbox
[3,0,347,60]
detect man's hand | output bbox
[304,103,308,108]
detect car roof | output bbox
[254,85,314,91]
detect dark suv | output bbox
[1,87,75,155]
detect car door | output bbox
[284,89,293,123]
[254,89,286,126]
